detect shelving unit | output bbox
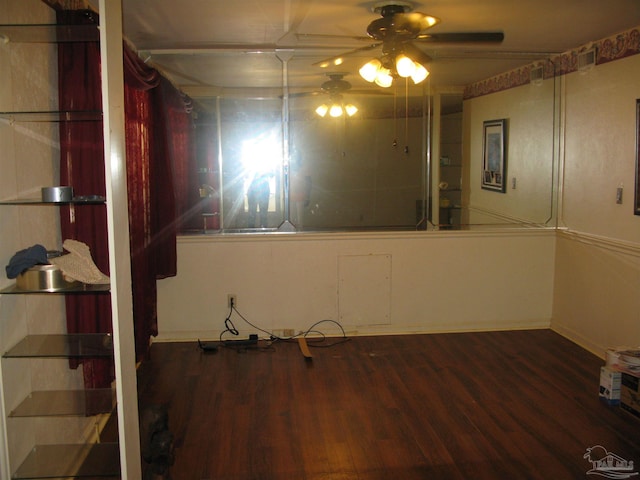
[0,111,102,122]
[2,332,118,478]
[0,0,140,477]
[0,177,118,478]
[8,389,114,418]
[11,444,120,479]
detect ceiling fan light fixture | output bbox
[374,68,393,88]
[396,54,416,77]
[411,63,429,84]
[345,104,358,116]
[329,104,344,117]
[423,15,439,28]
[359,59,382,82]
[315,104,329,117]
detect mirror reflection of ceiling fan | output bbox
[291,72,389,117]
[290,72,392,98]
[303,1,504,87]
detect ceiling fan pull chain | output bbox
[404,77,409,154]
[392,82,399,148]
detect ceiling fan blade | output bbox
[289,88,391,99]
[348,89,394,96]
[415,32,505,44]
[288,91,323,98]
[312,43,381,67]
[296,33,373,44]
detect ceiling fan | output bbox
[289,72,388,117]
[309,1,504,85]
[289,72,390,98]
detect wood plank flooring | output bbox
[136,330,640,480]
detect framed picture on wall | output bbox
[635,100,640,215]
[481,118,508,193]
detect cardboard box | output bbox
[621,371,640,418]
[600,366,621,404]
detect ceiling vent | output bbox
[577,48,596,73]
[530,65,544,85]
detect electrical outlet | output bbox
[227,294,236,308]
[283,328,295,337]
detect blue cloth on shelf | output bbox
[5,244,49,279]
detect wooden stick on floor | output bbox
[298,337,312,359]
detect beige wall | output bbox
[560,55,640,242]
[552,233,639,355]
[551,54,640,356]
[157,230,556,341]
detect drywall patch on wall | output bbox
[338,254,391,326]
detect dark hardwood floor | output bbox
[136,329,640,480]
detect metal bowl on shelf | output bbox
[41,186,73,203]
[16,264,80,292]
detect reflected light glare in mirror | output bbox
[241,131,281,178]
[345,104,358,116]
[333,57,343,66]
[315,104,329,117]
[396,54,416,77]
[329,104,343,117]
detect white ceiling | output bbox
[106,0,640,102]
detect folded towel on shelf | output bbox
[50,239,110,285]
[5,244,49,279]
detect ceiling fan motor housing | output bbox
[321,74,352,93]
[367,2,443,42]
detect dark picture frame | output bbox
[481,118,508,193]
[635,100,640,215]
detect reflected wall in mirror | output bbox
[463,60,558,227]
[177,54,560,234]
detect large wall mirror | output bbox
[179,53,559,232]
[126,5,560,234]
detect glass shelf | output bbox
[3,334,113,359]
[0,24,99,43]
[0,197,106,205]
[12,443,120,479]
[9,389,115,417]
[0,110,102,122]
[0,283,110,294]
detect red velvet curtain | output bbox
[57,10,192,388]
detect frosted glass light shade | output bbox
[329,104,343,117]
[396,54,416,77]
[315,104,329,117]
[345,104,358,116]
[374,68,393,88]
[359,59,381,82]
[411,64,429,84]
